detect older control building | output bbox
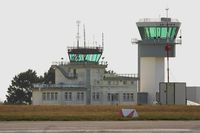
[32,23,138,105]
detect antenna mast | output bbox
[102,33,104,49]
[165,8,170,84]
[166,8,169,18]
[76,20,81,48]
[83,24,86,48]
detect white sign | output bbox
[120,109,138,118]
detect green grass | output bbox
[0,105,200,121]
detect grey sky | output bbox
[0,0,199,101]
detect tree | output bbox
[6,69,43,104]
[43,67,55,84]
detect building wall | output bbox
[32,86,137,105]
[33,63,138,105]
[32,89,87,105]
[32,89,42,105]
[187,87,200,104]
[140,57,164,104]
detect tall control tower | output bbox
[136,17,181,104]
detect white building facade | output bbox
[32,61,138,105]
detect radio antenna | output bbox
[76,20,81,47]
[102,32,104,49]
[83,24,86,48]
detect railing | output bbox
[33,83,85,88]
[132,38,182,45]
[52,61,68,66]
[52,61,108,66]
[104,73,138,78]
[138,18,179,22]
[67,46,103,50]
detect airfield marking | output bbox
[0,128,193,133]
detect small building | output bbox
[159,82,186,105]
[32,25,138,105]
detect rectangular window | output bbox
[81,92,84,100]
[42,92,46,101]
[51,92,54,100]
[92,92,95,100]
[96,92,100,100]
[161,27,167,38]
[65,92,68,100]
[127,93,130,101]
[69,92,72,101]
[171,27,177,39]
[123,93,126,101]
[130,93,134,101]
[107,93,111,101]
[47,92,50,100]
[65,92,72,101]
[55,92,58,100]
[77,92,80,101]
[115,93,119,101]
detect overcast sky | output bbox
[0,0,200,101]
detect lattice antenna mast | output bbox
[83,24,86,48]
[102,32,104,49]
[76,20,81,48]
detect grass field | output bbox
[0,105,200,121]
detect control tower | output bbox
[135,17,181,104]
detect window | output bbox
[92,92,95,100]
[123,93,134,101]
[81,92,84,100]
[107,93,111,101]
[123,93,126,101]
[93,92,100,101]
[47,92,50,100]
[42,92,46,101]
[127,93,130,100]
[55,92,58,100]
[65,92,68,100]
[77,92,84,101]
[51,92,54,100]
[77,92,80,100]
[115,93,119,101]
[42,92,58,101]
[143,27,177,40]
[65,92,72,101]
[96,92,99,100]
[130,93,134,101]
[69,92,72,100]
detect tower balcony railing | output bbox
[132,38,182,45]
[67,46,103,53]
[104,73,138,78]
[52,61,108,66]
[33,83,85,88]
[138,18,179,22]
[52,61,68,66]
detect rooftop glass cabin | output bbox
[136,18,181,44]
[68,46,103,63]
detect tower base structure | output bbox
[139,57,164,104]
